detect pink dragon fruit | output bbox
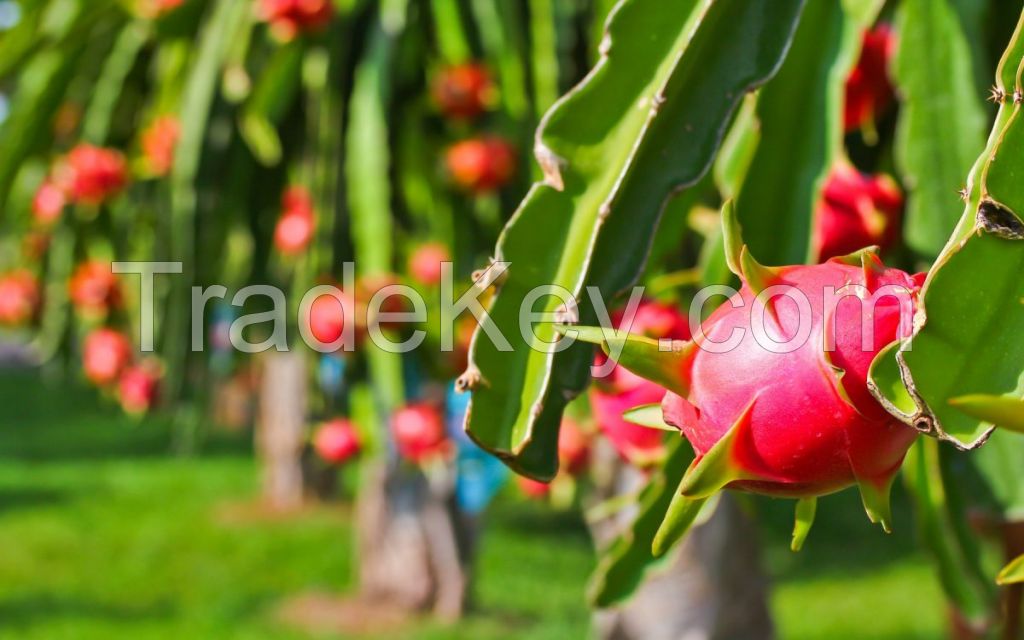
[572,206,921,549]
[845,25,895,133]
[813,161,903,262]
[590,300,690,465]
[313,418,361,465]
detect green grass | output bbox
[0,370,945,638]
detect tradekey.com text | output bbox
[113,260,916,377]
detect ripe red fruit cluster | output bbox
[391,403,450,463]
[260,0,334,41]
[407,242,451,286]
[446,137,516,193]
[313,418,361,465]
[590,300,690,465]
[0,270,40,326]
[69,261,121,316]
[83,328,133,386]
[813,161,903,262]
[844,25,895,133]
[432,64,496,120]
[273,186,316,256]
[141,116,181,177]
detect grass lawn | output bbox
[0,370,946,638]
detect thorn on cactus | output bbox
[988,85,1006,103]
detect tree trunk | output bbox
[256,351,308,511]
[355,460,470,621]
[590,443,775,640]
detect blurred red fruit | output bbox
[432,63,496,120]
[446,137,516,193]
[0,270,40,326]
[517,476,551,499]
[83,328,132,386]
[118,363,161,414]
[392,403,449,463]
[260,0,334,41]
[813,161,903,262]
[558,418,590,476]
[141,116,180,177]
[32,180,66,226]
[407,242,450,286]
[590,300,691,465]
[138,0,184,18]
[273,186,315,255]
[59,145,128,205]
[314,418,361,464]
[69,261,121,315]
[844,25,895,133]
[305,289,355,346]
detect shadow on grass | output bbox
[0,371,252,462]
[0,486,69,515]
[0,594,175,627]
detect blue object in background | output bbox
[318,354,347,395]
[447,382,507,514]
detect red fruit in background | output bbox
[407,242,450,286]
[32,180,66,226]
[0,270,39,326]
[141,116,180,177]
[392,403,449,463]
[138,0,184,18]
[118,363,161,414]
[590,300,691,465]
[83,328,132,386]
[813,161,903,262]
[313,418,361,464]
[260,0,334,41]
[58,144,128,205]
[517,476,551,499]
[305,288,355,347]
[69,261,121,315]
[273,186,315,255]
[446,137,516,193]
[657,250,920,528]
[558,417,590,476]
[844,25,895,133]
[432,63,496,120]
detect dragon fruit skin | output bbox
[591,300,690,465]
[662,253,921,507]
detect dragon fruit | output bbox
[141,116,180,177]
[0,270,39,326]
[260,0,334,41]
[590,300,690,465]
[392,403,450,463]
[571,206,921,549]
[313,418,361,464]
[83,328,132,386]
[118,362,161,414]
[844,25,895,134]
[69,261,121,316]
[57,144,128,205]
[432,63,496,120]
[813,161,903,262]
[407,242,450,286]
[273,186,315,255]
[32,180,66,226]
[446,137,517,193]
